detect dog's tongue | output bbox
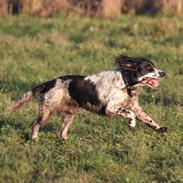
[148,79,159,88]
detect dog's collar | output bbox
[122,73,131,87]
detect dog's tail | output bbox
[5,79,55,114]
[6,90,34,113]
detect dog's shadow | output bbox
[140,94,181,107]
[0,116,57,141]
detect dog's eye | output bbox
[146,66,154,72]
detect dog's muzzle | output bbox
[142,70,166,89]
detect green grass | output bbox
[0,14,183,183]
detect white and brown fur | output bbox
[6,55,167,140]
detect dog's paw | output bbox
[62,136,69,140]
[157,126,168,133]
[60,134,69,140]
[31,136,39,141]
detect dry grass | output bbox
[24,0,70,17]
[0,0,9,16]
[64,0,121,18]
[158,0,183,15]
[97,0,121,18]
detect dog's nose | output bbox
[159,71,166,77]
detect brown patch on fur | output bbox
[57,97,77,114]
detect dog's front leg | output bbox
[130,103,167,132]
[106,104,137,128]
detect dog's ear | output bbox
[115,55,141,70]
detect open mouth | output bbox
[142,78,160,88]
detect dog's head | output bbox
[115,55,165,88]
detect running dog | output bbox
[6,55,167,140]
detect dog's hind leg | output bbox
[31,106,51,140]
[59,112,76,140]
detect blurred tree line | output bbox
[0,0,183,17]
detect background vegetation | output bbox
[0,13,183,182]
[1,0,183,18]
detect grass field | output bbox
[0,14,183,183]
